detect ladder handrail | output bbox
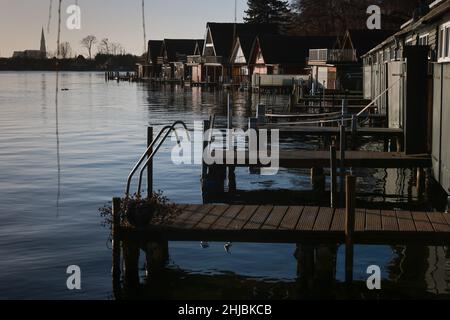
[136,122,190,196]
[125,121,190,196]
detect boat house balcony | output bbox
[308,49,357,65]
[203,56,222,65]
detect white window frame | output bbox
[405,37,413,46]
[418,33,429,46]
[438,21,450,63]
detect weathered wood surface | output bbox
[210,150,431,168]
[119,205,450,245]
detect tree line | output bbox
[245,0,433,35]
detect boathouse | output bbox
[229,35,255,85]
[186,41,205,84]
[144,40,164,79]
[248,35,335,89]
[308,29,394,92]
[362,0,450,195]
[202,22,279,84]
[159,39,204,81]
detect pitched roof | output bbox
[206,22,279,60]
[343,29,396,57]
[363,0,450,56]
[231,35,256,63]
[163,39,204,61]
[254,35,336,65]
[147,40,163,63]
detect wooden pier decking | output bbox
[258,125,403,138]
[117,204,450,246]
[212,150,430,168]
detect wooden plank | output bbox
[381,210,399,231]
[194,205,230,230]
[355,208,366,232]
[313,207,335,231]
[226,205,259,230]
[296,206,319,231]
[330,208,345,231]
[411,211,434,232]
[153,204,188,226]
[278,206,303,230]
[396,211,416,232]
[443,212,450,226]
[210,205,244,230]
[261,206,289,230]
[244,205,273,230]
[164,204,200,226]
[427,212,450,232]
[365,209,382,231]
[173,204,214,229]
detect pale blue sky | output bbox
[0,0,249,57]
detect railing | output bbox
[203,56,222,64]
[309,49,357,63]
[126,121,190,197]
[187,55,202,64]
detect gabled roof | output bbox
[342,29,396,57]
[162,39,204,61]
[230,35,256,63]
[205,22,279,60]
[194,40,205,55]
[147,40,163,63]
[252,35,336,65]
[363,0,450,57]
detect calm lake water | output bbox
[0,71,449,299]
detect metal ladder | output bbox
[125,121,190,197]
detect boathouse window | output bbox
[418,33,429,46]
[438,22,450,61]
[405,37,413,46]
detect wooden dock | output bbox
[259,125,403,139]
[117,204,450,246]
[213,150,430,168]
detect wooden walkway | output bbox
[213,150,430,168]
[258,125,403,138]
[118,204,450,245]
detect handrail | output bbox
[125,121,190,196]
[356,77,402,117]
[136,122,190,195]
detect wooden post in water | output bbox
[351,114,357,149]
[345,175,356,284]
[202,120,210,182]
[147,127,153,197]
[330,146,337,208]
[112,197,122,298]
[416,167,425,197]
[340,125,346,206]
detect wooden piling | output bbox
[416,167,425,196]
[147,127,153,197]
[345,175,356,284]
[112,197,122,298]
[351,114,357,147]
[339,125,346,206]
[330,146,337,208]
[202,120,210,181]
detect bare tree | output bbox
[58,42,72,59]
[111,42,125,55]
[98,38,110,55]
[80,35,97,59]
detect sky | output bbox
[0,0,249,57]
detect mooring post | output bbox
[202,120,210,182]
[147,127,153,197]
[112,197,122,298]
[351,114,357,148]
[345,175,356,284]
[256,104,266,125]
[339,124,346,206]
[330,145,337,208]
[416,167,425,197]
[227,94,232,130]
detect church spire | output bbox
[40,27,47,58]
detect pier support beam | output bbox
[345,175,356,284]
[416,167,426,197]
[112,197,122,299]
[295,244,315,288]
[330,146,337,208]
[311,167,325,201]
